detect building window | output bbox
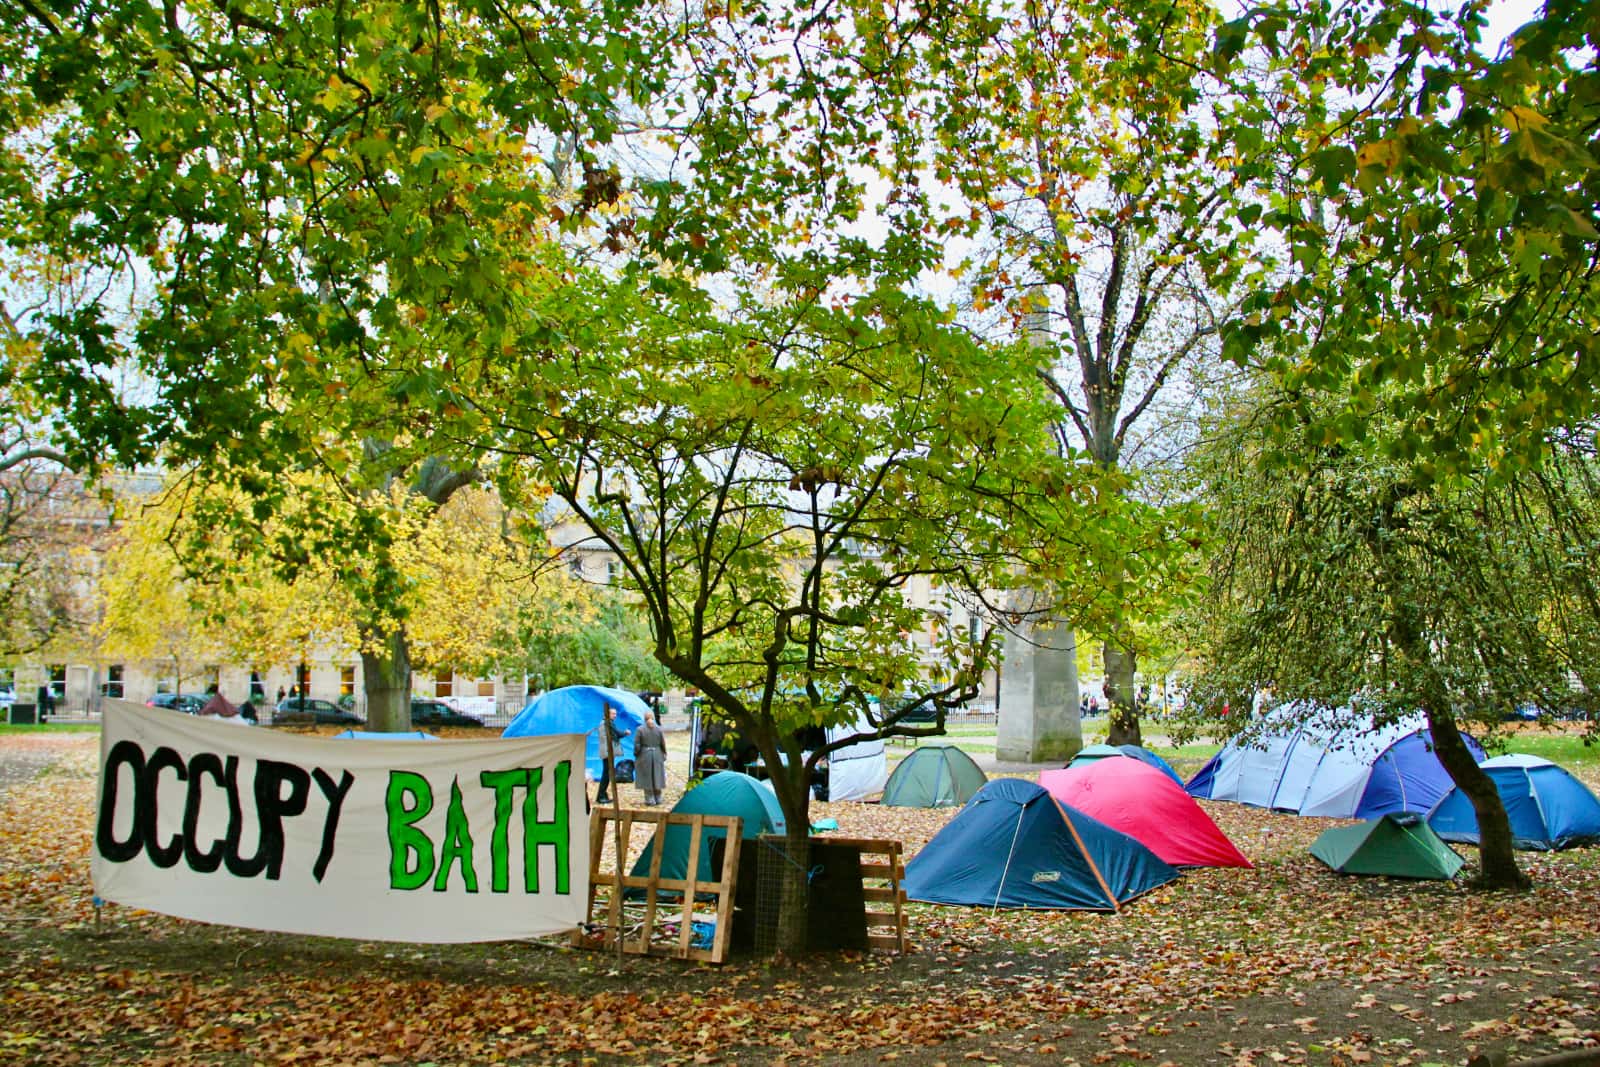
[340,666,356,696]
[249,671,265,701]
[102,664,125,699]
[605,559,621,583]
[435,671,454,699]
[48,665,67,700]
[477,679,496,698]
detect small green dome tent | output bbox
[1309,812,1464,880]
[881,745,987,808]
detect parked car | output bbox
[147,693,208,714]
[410,699,485,728]
[273,698,362,726]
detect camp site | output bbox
[4,0,1600,1062]
[3,703,1598,1066]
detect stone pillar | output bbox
[996,612,1083,763]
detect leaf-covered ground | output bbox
[2,733,1597,1066]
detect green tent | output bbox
[881,745,988,808]
[1309,812,1464,880]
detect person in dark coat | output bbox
[634,713,668,805]
[594,704,629,804]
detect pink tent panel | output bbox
[1040,758,1253,869]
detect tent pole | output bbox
[992,809,1027,914]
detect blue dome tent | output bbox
[503,685,648,780]
[1185,704,1484,819]
[1428,754,1600,851]
[903,778,1180,911]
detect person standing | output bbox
[594,704,629,804]
[634,712,668,805]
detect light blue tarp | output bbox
[1428,754,1600,851]
[332,730,439,740]
[1185,704,1484,819]
[903,778,1180,911]
[503,685,647,780]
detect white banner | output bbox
[92,702,589,943]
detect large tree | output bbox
[1192,0,1599,892]
[1182,383,1599,889]
[1220,0,1599,466]
[1,0,682,725]
[915,0,1254,744]
[5,0,1194,952]
[468,274,1147,953]
[97,471,591,708]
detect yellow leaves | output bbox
[1354,139,1399,173]
[1504,105,1547,131]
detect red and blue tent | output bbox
[903,778,1180,911]
[1041,759,1252,868]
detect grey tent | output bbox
[881,745,987,808]
[1309,812,1464,880]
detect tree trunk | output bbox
[774,823,811,959]
[1425,707,1529,890]
[765,759,813,958]
[1103,638,1142,747]
[360,625,411,732]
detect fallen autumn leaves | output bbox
[1,735,1596,1066]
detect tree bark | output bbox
[1425,707,1529,890]
[775,823,811,959]
[1103,638,1142,747]
[360,625,411,732]
[763,752,813,958]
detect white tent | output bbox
[1186,704,1482,819]
[822,715,888,801]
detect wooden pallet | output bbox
[823,836,909,954]
[577,808,741,964]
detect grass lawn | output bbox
[1485,727,1599,773]
[0,723,101,734]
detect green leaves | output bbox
[1217,0,1600,476]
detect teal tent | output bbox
[881,745,988,808]
[631,772,785,886]
[1309,812,1464,880]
